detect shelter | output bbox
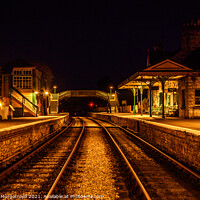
[118,57,200,118]
[118,59,200,118]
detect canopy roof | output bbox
[118,59,194,89]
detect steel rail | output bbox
[44,118,85,200]
[94,118,200,182]
[90,117,152,200]
[0,120,72,181]
[124,127,200,180]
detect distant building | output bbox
[11,65,42,116]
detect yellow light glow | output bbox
[35,91,39,94]
[0,101,4,109]
[112,94,115,97]
[45,91,49,95]
[53,86,57,89]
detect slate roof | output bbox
[173,48,200,71]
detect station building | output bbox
[0,59,52,119]
[118,20,200,118]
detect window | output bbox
[13,70,22,75]
[13,76,32,89]
[13,70,32,75]
[195,89,200,105]
[24,70,32,75]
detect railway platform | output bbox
[0,113,69,174]
[98,112,200,131]
[0,114,67,131]
[89,112,200,173]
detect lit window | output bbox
[13,76,32,89]
[195,90,200,105]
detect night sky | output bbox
[1,1,200,91]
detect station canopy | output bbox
[118,59,193,89]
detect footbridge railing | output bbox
[59,90,109,101]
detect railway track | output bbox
[92,117,200,200]
[0,117,85,199]
[0,117,199,199]
[45,117,149,200]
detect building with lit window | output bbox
[0,59,53,118]
[12,67,41,102]
[11,65,42,116]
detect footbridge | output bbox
[57,90,119,113]
[59,90,109,101]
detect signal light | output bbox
[89,102,94,107]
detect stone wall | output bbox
[90,113,200,172]
[179,76,200,118]
[0,114,69,168]
[119,105,132,113]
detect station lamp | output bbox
[0,101,3,109]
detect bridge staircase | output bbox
[11,87,38,117]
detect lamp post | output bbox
[131,88,136,115]
[146,80,153,117]
[109,86,113,95]
[53,86,57,94]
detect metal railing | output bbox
[11,87,38,116]
[59,90,109,100]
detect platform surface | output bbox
[99,113,200,131]
[0,114,67,131]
